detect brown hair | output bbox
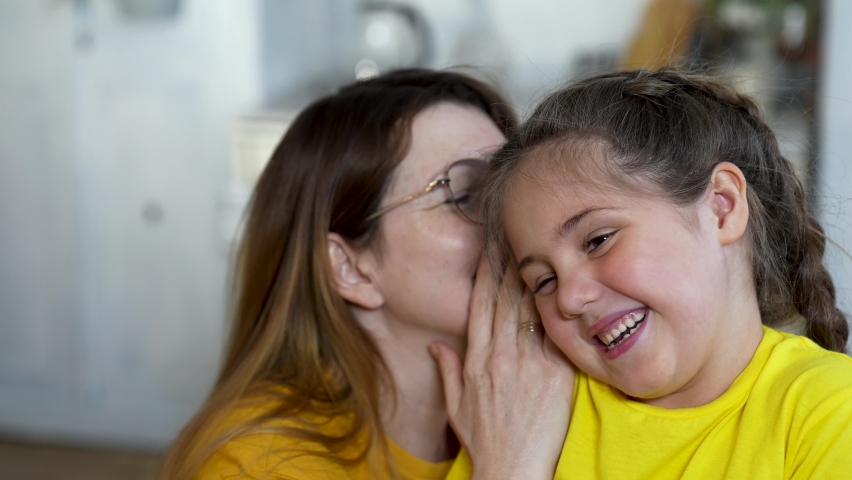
[159,68,515,479]
[483,68,848,352]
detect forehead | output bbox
[509,141,627,207]
[501,143,702,260]
[388,102,506,195]
[503,161,622,236]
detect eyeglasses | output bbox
[365,158,490,224]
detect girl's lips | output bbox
[588,307,648,341]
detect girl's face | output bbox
[503,153,758,408]
[371,102,506,351]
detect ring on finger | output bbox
[518,321,543,333]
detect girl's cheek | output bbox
[533,296,549,319]
[537,299,561,329]
[542,321,576,361]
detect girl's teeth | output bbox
[600,311,647,349]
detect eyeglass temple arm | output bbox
[364,178,449,222]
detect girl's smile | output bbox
[502,150,764,409]
[590,308,649,358]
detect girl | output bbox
[434,68,852,479]
[159,69,574,480]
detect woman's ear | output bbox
[708,161,749,245]
[327,233,384,310]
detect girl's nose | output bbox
[556,270,602,318]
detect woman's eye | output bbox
[585,232,613,252]
[453,192,471,205]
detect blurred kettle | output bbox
[354,2,433,79]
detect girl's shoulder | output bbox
[763,327,852,375]
[758,327,852,409]
[756,328,852,477]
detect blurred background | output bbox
[0,0,850,477]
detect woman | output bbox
[159,69,574,479]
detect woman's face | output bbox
[370,102,506,350]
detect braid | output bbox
[701,79,848,352]
[796,217,849,351]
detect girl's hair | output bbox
[159,68,516,479]
[483,68,848,352]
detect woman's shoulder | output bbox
[196,429,349,480]
[194,384,362,480]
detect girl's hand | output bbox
[429,258,576,480]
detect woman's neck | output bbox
[375,332,456,463]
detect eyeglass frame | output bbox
[364,158,487,225]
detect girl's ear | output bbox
[708,161,749,245]
[327,233,384,310]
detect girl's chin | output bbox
[613,375,678,405]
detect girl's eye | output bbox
[533,276,556,294]
[585,232,613,253]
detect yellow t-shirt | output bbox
[196,391,453,480]
[448,327,852,479]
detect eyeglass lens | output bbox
[446,159,489,223]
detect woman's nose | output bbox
[556,269,602,318]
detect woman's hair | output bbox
[160,69,516,479]
[482,68,848,352]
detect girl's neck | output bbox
[645,282,765,409]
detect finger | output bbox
[466,257,498,353]
[429,342,464,417]
[492,267,523,348]
[517,289,545,351]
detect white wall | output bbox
[0,0,261,449]
[819,0,852,332]
[409,0,645,112]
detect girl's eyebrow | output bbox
[517,254,545,272]
[517,207,622,272]
[558,208,606,239]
